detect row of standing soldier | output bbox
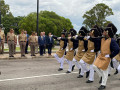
[0,27,54,57]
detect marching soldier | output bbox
[53,29,67,71]
[7,29,16,57]
[72,26,88,78]
[18,30,27,57]
[29,32,37,56]
[79,25,101,83]
[0,27,5,54]
[64,29,78,73]
[111,36,120,75]
[93,23,119,90]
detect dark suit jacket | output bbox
[38,36,46,46]
[46,36,54,45]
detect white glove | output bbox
[57,37,61,40]
[66,49,68,52]
[82,49,85,52]
[50,35,53,37]
[75,35,78,38]
[68,37,71,39]
[70,48,73,51]
[90,50,94,52]
[105,54,110,58]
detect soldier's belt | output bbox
[20,41,26,42]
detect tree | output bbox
[82,3,114,29]
[0,0,10,17]
[2,13,24,35]
[19,11,73,36]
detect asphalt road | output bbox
[0,58,120,90]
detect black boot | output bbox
[58,68,63,71]
[77,75,83,78]
[66,71,71,73]
[108,74,111,76]
[72,65,75,71]
[99,77,102,84]
[86,80,93,83]
[79,69,81,74]
[114,69,118,75]
[98,85,106,90]
[86,71,90,78]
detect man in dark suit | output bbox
[47,33,54,56]
[38,32,46,56]
[24,31,29,54]
[43,32,47,54]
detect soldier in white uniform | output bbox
[93,23,119,90]
[53,29,67,71]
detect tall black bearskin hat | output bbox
[69,29,77,36]
[61,29,67,36]
[93,25,104,36]
[79,26,88,36]
[99,28,104,36]
[90,25,100,37]
[105,23,117,38]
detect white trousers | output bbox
[117,64,120,73]
[54,54,64,69]
[108,58,119,74]
[72,58,81,69]
[112,58,119,69]
[65,59,72,72]
[79,59,94,81]
[93,65,109,86]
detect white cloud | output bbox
[4,0,120,33]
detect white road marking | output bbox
[0,72,78,82]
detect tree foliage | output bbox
[0,0,10,17]
[82,3,114,29]
[19,11,73,36]
[2,13,24,35]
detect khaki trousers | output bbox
[0,40,4,54]
[20,41,26,56]
[30,42,36,56]
[14,44,16,54]
[8,41,14,56]
[35,42,38,54]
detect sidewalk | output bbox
[0,53,55,60]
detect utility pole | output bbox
[0,0,1,25]
[37,0,39,35]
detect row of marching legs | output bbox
[54,53,120,85]
[54,53,94,83]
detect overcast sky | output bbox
[4,0,120,33]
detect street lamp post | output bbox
[0,0,1,25]
[37,0,39,35]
